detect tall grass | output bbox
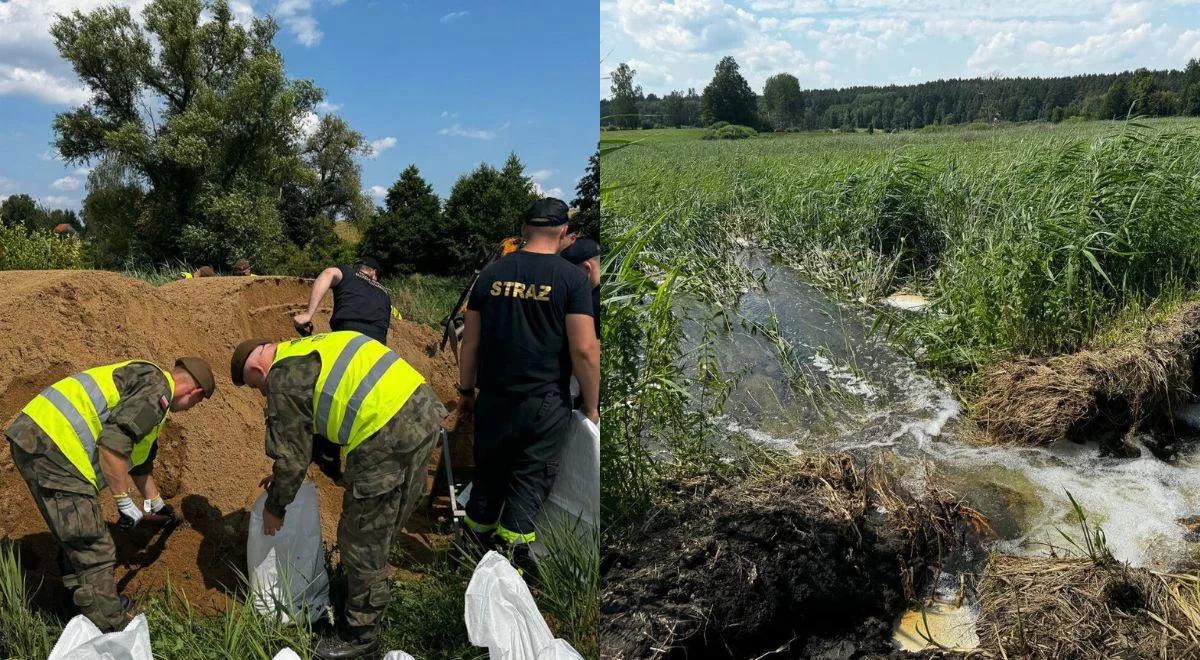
[0,544,53,659]
[604,118,1200,377]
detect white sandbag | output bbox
[48,613,152,660]
[465,551,583,660]
[247,480,330,624]
[382,652,416,660]
[270,650,302,660]
[532,412,599,558]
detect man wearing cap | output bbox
[5,357,215,632]
[561,238,601,340]
[456,197,600,564]
[230,331,446,659]
[292,257,391,344]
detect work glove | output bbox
[116,496,144,530]
[144,496,179,527]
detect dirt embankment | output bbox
[600,454,982,659]
[0,270,460,611]
[974,301,1200,452]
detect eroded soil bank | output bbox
[600,454,982,659]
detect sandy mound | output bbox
[600,454,983,659]
[0,270,460,611]
[974,302,1200,448]
[978,554,1200,658]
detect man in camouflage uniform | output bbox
[5,358,215,631]
[230,331,446,660]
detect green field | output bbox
[603,118,1200,376]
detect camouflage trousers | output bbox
[338,383,446,637]
[8,440,125,632]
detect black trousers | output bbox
[466,389,573,539]
[331,319,387,345]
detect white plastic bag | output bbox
[247,480,330,623]
[382,652,416,660]
[48,613,152,660]
[465,551,583,660]
[533,412,599,557]
[270,650,302,660]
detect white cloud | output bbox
[441,11,470,23]
[272,0,349,47]
[295,110,320,141]
[0,65,90,105]
[40,195,75,208]
[367,136,397,158]
[529,169,556,182]
[909,66,922,77]
[40,149,60,161]
[52,176,80,191]
[438,121,508,140]
[316,100,341,112]
[533,181,564,199]
[368,185,387,198]
[1173,29,1200,61]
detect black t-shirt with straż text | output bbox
[329,265,391,344]
[468,251,594,397]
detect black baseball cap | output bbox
[561,238,599,265]
[525,198,570,227]
[356,256,381,271]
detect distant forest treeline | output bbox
[601,57,1200,131]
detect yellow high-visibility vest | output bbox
[181,272,193,279]
[21,361,175,490]
[272,331,424,455]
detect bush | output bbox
[0,226,86,270]
[701,124,757,140]
[708,120,731,130]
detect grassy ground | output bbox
[604,117,1200,377]
[0,526,597,659]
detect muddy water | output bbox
[702,255,1200,571]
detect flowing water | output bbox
[699,254,1200,572]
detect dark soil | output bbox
[600,455,978,659]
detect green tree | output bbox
[0,194,45,229]
[360,165,443,274]
[609,63,641,129]
[701,56,759,127]
[661,91,687,127]
[279,114,371,248]
[442,153,539,273]
[571,151,599,240]
[762,73,803,129]
[81,160,147,267]
[51,0,320,267]
[1104,78,1132,118]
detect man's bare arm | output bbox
[294,267,343,325]
[99,446,135,495]
[567,313,600,423]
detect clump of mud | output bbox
[974,301,1200,450]
[600,453,982,659]
[978,554,1200,658]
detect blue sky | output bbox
[601,0,1200,98]
[0,0,598,211]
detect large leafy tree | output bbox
[609,63,641,129]
[0,195,43,229]
[81,160,147,266]
[360,165,443,275]
[763,73,803,129]
[280,114,371,247]
[51,0,321,267]
[571,151,599,240]
[442,153,538,273]
[701,56,758,127]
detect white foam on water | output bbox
[935,439,1200,569]
[810,353,879,400]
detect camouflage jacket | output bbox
[5,362,171,489]
[263,354,446,520]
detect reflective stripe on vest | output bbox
[21,361,174,490]
[272,331,425,455]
